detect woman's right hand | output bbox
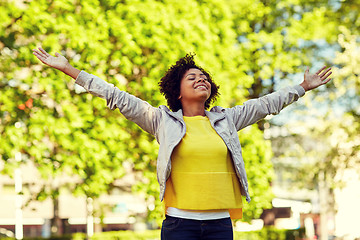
[33,47,69,71]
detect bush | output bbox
[88,228,305,240]
[90,230,160,240]
[22,235,73,240]
[1,233,85,240]
[234,227,306,240]
[0,228,305,240]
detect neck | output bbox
[181,102,206,117]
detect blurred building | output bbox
[261,124,360,240]
[0,160,149,238]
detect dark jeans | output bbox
[161,215,233,240]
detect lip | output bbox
[194,84,208,90]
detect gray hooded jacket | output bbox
[75,71,305,203]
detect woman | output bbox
[33,47,332,240]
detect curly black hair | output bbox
[159,53,220,112]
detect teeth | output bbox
[196,86,207,89]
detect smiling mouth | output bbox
[195,85,208,90]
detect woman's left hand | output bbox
[300,66,332,91]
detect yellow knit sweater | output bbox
[164,116,243,219]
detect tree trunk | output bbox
[318,170,328,240]
[51,192,62,236]
[86,197,94,239]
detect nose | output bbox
[197,77,205,82]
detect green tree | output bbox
[308,27,360,190]
[1,0,338,230]
[0,0,272,229]
[226,0,339,222]
[282,1,360,206]
[266,18,360,239]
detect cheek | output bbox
[207,82,212,92]
[182,82,193,91]
[179,81,185,93]
[179,83,189,96]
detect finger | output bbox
[304,67,309,78]
[33,49,45,58]
[322,78,331,85]
[32,49,41,55]
[33,52,47,62]
[316,66,327,75]
[33,51,44,59]
[39,47,50,57]
[319,67,332,78]
[322,71,332,80]
[33,52,47,64]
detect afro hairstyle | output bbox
[158,53,220,112]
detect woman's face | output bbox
[179,68,211,105]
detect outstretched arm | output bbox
[300,66,332,91]
[33,47,161,136]
[33,47,81,79]
[227,65,332,130]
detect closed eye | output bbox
[188,78,208,81]
[186,73,208,81]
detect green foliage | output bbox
[284,12,360,189]
[2,228,305,240]
[1,0,347,227]
[225,0,338,101]
[88,228,305,240]
[91,230,160,240]
[266,7,360,234]
[235,227,305,240]
[0,0,265,224]
[299,28,360,189]
[2,234,77,240]
[239,126,274,221]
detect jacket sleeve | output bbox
[226,85,305,131]
[75,71,161,135]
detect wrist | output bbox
[300,82,309,91]
[62,61,71,74]
[62,62,81,80]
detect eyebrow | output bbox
[186,73,206,77]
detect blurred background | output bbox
[0,0,359,239]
